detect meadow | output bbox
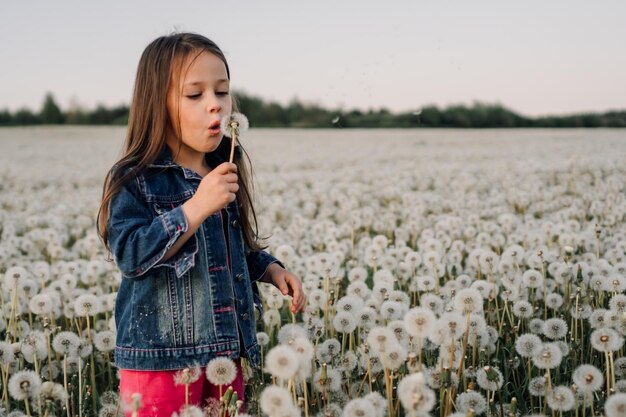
[1,126,626,417]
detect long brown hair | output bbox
[96,32,267,258]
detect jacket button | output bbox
[231,219,239,228]
[236,273,244,282]
[241,313,249,321]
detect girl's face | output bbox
[166,50,232,156]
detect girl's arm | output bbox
[107,176,191,279]
[109,162,237,279]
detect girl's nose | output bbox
[206,93,221,113]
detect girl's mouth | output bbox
[208,120,221,136]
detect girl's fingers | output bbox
[225,173,238,183]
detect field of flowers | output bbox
[1,126,626,417]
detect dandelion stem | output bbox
[301,378,309,417]
[1,364,9,412]
[24,399,31,417]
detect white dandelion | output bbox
[342,398,376,417]
[8,370,42,400]
[546,386,575,411]
[205,357,237,387]
[74,293,102,317]
[532,342,563,369]
[453,287,484,314]
[265,345,299,381]
[515,334,542,358]
[572,364,603,393]
[543,318,568,340]
[404,307,436,338]
[52,331,80,356]
[456,391,487,415]
[333,311,357,334]
[590,328,624,352]
[605,393,626,417]
[93,330,116,352]
[397,372,435,413]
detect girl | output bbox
[96,32,306,417]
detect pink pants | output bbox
[118,359,245,417]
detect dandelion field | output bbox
[1,126,626,417]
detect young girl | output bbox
[96,32,306,417]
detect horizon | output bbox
[1,0,625,117]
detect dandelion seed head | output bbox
[205,357,237,386]
[453,287,483,314]
[456,391,487,415]
[93,330,116,353]
[265,345,299,381]
[380,344,407,371]
[99,391,119,407]
[8,370,42,401]
[590,328,624,352]
[333,311,357,334]
[404,307,436,338]
[397,372,435,413]
[74,293,102,317]
[515,334,542,358]
[278,324,308,345]
[532,342,563,369]
[529,318,545,334]
[528,376,547,397]
[38,381,68,404]
[512,300,534,319]
[522,269,544,289]
[437,312,467,340]
[366,327,398,354]
[420,293,444,315]
[543,318,568,340]
[605,393,626,417]
[342,398,375,417]
[99,404,124,417]
[256,332,270,346]
[546,386,575,411]
[572,364,603,393]
[173,365,202,386]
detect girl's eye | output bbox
[187,94,201,99]
[216,91,229,96]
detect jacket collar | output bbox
[147,145,177,168]
[147,145,204,180]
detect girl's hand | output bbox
[262,263,306,314]
[191,162,239,218]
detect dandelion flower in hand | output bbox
[220,112,249,138]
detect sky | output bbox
[1,0,625,117]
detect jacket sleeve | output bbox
[245,244,285,283]
[107,175,190,279]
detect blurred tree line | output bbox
[1,91,625,128]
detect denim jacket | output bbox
[107,145,283,371]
